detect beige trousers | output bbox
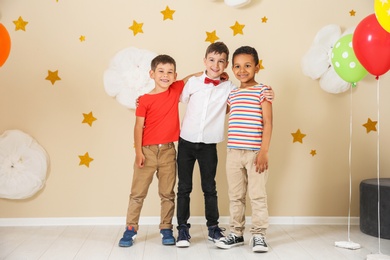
[126,143,176,230]
[226,148,269,236]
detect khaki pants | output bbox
[226,149,269,236]
[126,143,176,230]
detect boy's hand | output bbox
[135,95,142,108]
[254,151,268,173]
[220,72,229,82]
[135,153,145,168]
[264,85,274,102]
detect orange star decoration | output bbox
[230,21,245,36]
[363,118,377,133]
[310,150,317,156]
[259,60,264,70]
[13,16,28,31]
[45,70,61,85]
[79,35,86,42]
[82,111,97,127]
[205,30,219,43]
[79,152,94,167]
[291,129,306,143]
[129,20,143,36]
[161,6,175,20]
[349,10,356,16]
[261,16,268,23]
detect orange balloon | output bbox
[0,23,11,67]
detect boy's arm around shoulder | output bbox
[180,71,203,84]
[179,71,203,103]
[134,116,145,168]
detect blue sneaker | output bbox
[160,229,175,245]
[118,226,137,247]
[208,225,226,242]
[176,224,191,248]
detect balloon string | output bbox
[376,78,382,254]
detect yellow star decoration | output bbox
[79,152,94,167]
[259,60,264,70]
[261,16,268,23]
[310,150,317,156]
[161,6,175,20]
[291,129,306,143]
[349,10,356,16]
[205,30,219,43]
[79,35,86,42]
[230,21,245,36]
[82,111,97,127]
[129,20,144,36]
[363,118,377,133]
[13,16,28,31]
[45,70,61,85]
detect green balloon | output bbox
[331,34,368,84]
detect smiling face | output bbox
[232,53,259,88]
[149,62,177,91]
[203,51,228,79]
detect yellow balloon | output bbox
[375,0,390,33]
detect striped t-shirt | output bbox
[227,84,269,151]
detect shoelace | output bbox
[224,233,237,243]
[253,236,265,246]
[178,228,191,240]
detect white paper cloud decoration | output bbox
[0,130,49,199]
[104,47,157,109]
[208,0,251,8]
[301,24,353,94]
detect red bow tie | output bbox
[204,77,220,86]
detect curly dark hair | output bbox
[232,46,259,65]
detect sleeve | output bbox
[259,85,272,104]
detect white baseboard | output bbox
[0,216,360,226]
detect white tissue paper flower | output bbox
[302,24,354,94]
[104,47,157,109]
[208,0,251,8]
[0,130,49,199]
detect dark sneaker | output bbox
[160,229,175,245]
[251,235,268,252]
[118,226,137,247]
[208,225,226,242]
[215,233,244,249]
[176,224,191,248]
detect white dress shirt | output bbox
[180,72,236,144]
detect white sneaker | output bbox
[250,235,268,252]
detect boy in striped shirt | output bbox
[216,46,273,253]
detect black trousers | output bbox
[176,138,219,227]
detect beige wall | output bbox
[1,0,389,219]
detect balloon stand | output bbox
[334,87,360,251]
[334,240,361,250]
[366,253,390,260]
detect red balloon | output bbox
[353,13,390,77]
[0,23,11,67]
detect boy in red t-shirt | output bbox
[119,54,198,247]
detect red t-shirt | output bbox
[136,80,184,146]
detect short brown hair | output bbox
[205,42,229,61]
[151,54,176,71]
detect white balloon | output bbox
[0,130,49,199]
